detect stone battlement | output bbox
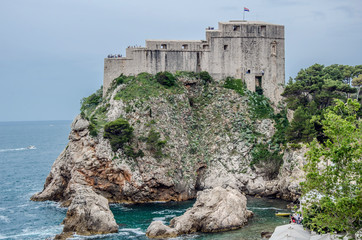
[103,20,285,103]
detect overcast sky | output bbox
[0,0,361,121]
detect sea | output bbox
[0,121,290,240]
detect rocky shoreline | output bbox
[146,187,253,238]
[31,75,307,238]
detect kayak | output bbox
[275,212,291,217]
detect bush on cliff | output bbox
[80,87,103,115]
[223,77,245,95]
[155,71,176,87]
[104,118,134,152]
[198,71,212,83]
[250,143,283,179]
[146,129,167,159]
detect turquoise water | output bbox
[0,121,290,240]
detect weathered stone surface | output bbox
[32,77,309,238]
[146,221,178,239]
[103,20,285,105]
[56,185,118,238]
[171,187,253,234]
[72,115,89,132]
[147,187,253,238]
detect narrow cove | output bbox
[71,196,290,239]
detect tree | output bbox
[282,64,357,143]
[301,99,362,236]
[352,74,362,102]
[104,118,134,152]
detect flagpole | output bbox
[243,8,245,21]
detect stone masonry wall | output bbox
[103,20,285,103]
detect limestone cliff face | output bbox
[32,74,306,206]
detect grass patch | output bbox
[114,72,185,102]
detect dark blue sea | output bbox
[0,121,290,240]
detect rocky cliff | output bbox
[32,72,306,236]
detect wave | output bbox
[0,215,10,223]
[119,228,145,235]
[0,146,36,153]
[152,209,185,215]
[72,232,124,239]
[0,225,62,240]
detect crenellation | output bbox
[103,20,285,103]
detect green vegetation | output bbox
[352,74,362,102]
[80,87,103,115]
[251,143,284,179]
[79,87,108,137]
[301,99,362,236]
[113,72,184,101]
[282,64,361,143]
[103,118,134,152]
[222,77,274,120]
[248,91,274,120]
[146,129,167,159]
[155,71,177,87]
[174,70,213,84]
[198,71,212,83]
[223,76,287,178]
[223,77,245,95]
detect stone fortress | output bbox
[103,20,285,103]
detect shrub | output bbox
[223,77,245,95]
[104,118,133,152]
[124,145,144,158]
[155,71,176,87]
[248,91,274,120]
[80,87,103,113]
[146,129,167,158]
[114,74,127,85]
[198,71,212,83]
[250,143,283,179]
[255,86,263,95]
[88,122,98,137]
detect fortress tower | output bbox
[103,20,285,103]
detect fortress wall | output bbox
[103,58,128,96]
[146,40,203,51]
[103,20,285,104]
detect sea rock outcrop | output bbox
[146,221,178,239]
[146,187,253,238]
[55,184,118,239]
[32,74,308,238]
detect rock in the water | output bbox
[261,231,273,238]
[171,187,253,233]
[56,185,118,239]
[146,221,178,239]
[146,187,253,238]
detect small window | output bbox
[203,45,209,49]
[246,69,251,74]
[261,25,266,36]
[233,25,240,31]
[161,44,167,49]
[182,44,188,50]
[224,45,228,50]
[271,41,277,56]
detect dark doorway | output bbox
[255,76,263,95]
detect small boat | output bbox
[275,212,291,217]
[27,145,36,150]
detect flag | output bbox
[244,7,250,12]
